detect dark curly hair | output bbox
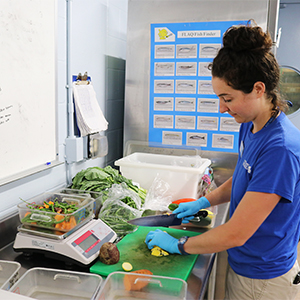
[210,20,287,112]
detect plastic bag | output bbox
[142,175,173,212]
[98,183,142,237]
[198,167,217,197]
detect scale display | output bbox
[71,224,115,259]
[74,233,99,252]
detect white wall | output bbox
[277,2,300,129]
[277,3,300,71]
[0,0,128,220]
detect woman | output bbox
[145,21,300,300]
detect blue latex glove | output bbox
[173,196,211,224]
[145,229,181,254]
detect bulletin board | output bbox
[0,0,58,185]
[149,20,247,153]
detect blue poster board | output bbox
[149,20,247,153]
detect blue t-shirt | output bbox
[228,112,300,279]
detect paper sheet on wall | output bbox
[148,20,248,153]
[72,82,108,136]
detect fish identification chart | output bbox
[149,20,247,153]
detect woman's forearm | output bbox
[205,176,232,206]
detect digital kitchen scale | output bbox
[13,218,117,267]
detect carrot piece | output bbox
[69,216,77,229]
[64,216,76,230]
[55,215,64,221]
[55,222,63,229]
[54,215,65,229]
[123,269,153,291]
[55,216,76,231]
[171,198,196,205]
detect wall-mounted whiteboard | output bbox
[0,0,58,185]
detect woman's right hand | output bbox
[173,197,211,223]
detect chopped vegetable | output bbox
[171,198,196,205]
[206,210,214,218]
[55,216,77,231]
[20,198,83,231]
[122,262,133,271]
[168,203,179,211]
[123,269,153,291]
[151,246,169,257]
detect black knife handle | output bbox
[194,210,208,218]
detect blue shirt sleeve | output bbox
[247,146,300,202]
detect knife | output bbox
[127,210,208,227]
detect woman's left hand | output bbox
[145,229,181,254]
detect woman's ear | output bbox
[253,81,265,97]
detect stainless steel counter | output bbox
[0,202,229,299]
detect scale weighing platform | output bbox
[13,218,117,267]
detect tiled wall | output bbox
[105,56,126,166]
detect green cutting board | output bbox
[90,226,201,281]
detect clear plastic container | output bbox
[0,290,33,299]
[97,271,187,300]
[10,267,103,300]
[0,260,21,291]
[54,187,103,218]
[18,192,95,232]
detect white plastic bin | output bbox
[115,152,211,201]
[0,260,21,291]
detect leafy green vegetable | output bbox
[141,209,157,217]
[99,203,138,238]
[120,196,138,210]
[71,166,148,238]
[84,167,110,181]
[71,166,147,206]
